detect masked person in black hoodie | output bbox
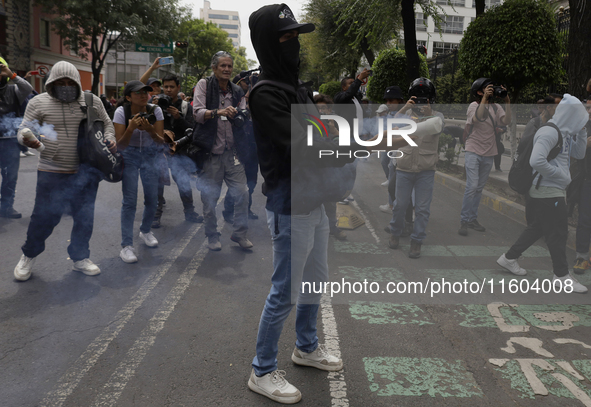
[247,4,417,403]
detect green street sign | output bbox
[135,41,173,53]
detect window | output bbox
[228,33,238,38]
[436,0,465,6]
[40,19,50,47]
[472,0,501,8]
[436,15,464,34]
[218,24,239,30]
[433,41,459,55]
[209,14,229,20]
[232,15,239,20]
[415,12,427,31]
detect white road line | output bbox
[321,293,349,407]
[350,200,381,245]
[91,237,212,406]
[39,223,202,407]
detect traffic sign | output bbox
[135,41,173,53]
[37,65,50,77]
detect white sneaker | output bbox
[19,151,27,158]
[120,246,138,263]
[14,254,35,281]
[554,273,588,293]
[73,259,101,276]
[497,253,527,276]
[381,180,389,186]
[248,369,301,404]
[291,344,343,371]
[379,204,392,214]
[139,231,158,247]
[24,149,35,156]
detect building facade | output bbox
[200,0,240,48]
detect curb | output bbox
[434,171,577,251]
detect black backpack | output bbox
[78,92,124,182]
[508,122,563,195]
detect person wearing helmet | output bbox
[386,78,444,258]
[459,77,511,236]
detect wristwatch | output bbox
[211,109,218,119]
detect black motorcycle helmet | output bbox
[471,77,493,97]
[408,77,436,103]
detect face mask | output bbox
[280,37,300,71]
[53,85,78,103]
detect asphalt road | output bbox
[2,154,591,407]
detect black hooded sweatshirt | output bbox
[249,4,355,215]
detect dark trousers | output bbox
[506,196,569,277]
[0,138,20,211]
[576,179,591,255]
[22,168,100,261]
[223,155,258,217]
[156,155,195,217]
[494,152,502,170]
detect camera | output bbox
[228,109,251,128]
[413,97,429,105]
[156,94,172,111]
[138,111,157,125]
[493,85,507,99]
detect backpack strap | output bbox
[83,92,97,134]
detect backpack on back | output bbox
[508,122,563,195]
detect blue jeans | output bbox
[252,206,329,376]
[0,138,20,211]
[460,151,494,223]
[389,170,435,243]
[120,147,158,247]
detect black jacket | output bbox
[249,4,355,215]
[164,98,194,140]
[333,78,363,105]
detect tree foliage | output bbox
[366,48,429,103]
[318,81,342,98]
[567,0,591,99]
[34,0,189,94]
[458,0,563,102]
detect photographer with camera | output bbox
[192,51,253,251]
[459,78,511,237]
[113,80,164,264]
[151,74,203,228]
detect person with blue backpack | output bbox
[498,95,589,293]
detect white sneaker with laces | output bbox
[497,253,527,276]
[73,259,101,275]
[291,344,343,371]
[14,254,35,281]
[139,231,158,247]
[379,204,392,214]
[24,149,35,156]
[120,246,138,263]
[554,273,588,293]
[248,369,301,404]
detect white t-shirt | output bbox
[113,105,164,148]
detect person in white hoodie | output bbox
[14,61,116,281]
[497,94,589,293]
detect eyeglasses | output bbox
[132,90,148,95]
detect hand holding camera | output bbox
[167,106,181,119]
[220,106,238,119]
[358,68,371,81]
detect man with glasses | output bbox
[192,51,253,251]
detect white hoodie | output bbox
[530,94,588,196]
[17,61,115,173]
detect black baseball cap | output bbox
[277,4,315,33]
[147,77,162,86]
[384,86,403,100]
[124,80,153,96]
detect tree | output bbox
[458,0,563,156]
[567,0,591,99]
[366,48,429,102]
[34,0,189,95]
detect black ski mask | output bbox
[280,36,300,72]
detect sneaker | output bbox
[553,273,588,293]
[497,253,527,276]
[291,344,343,371]
[14,254,35,281]
[0,208,22,219]
[388,235,399,249]
[185,211,204,223]
[230,234,254,249]
[24,149,35,156]
[139,231,158,247]
[120,246,138,263]
[409,239,421,259]
[151,218,161,229]
[19,151,27,158]
[73,259,101,276]
[573,258,590,275]
[208,235,222,251]
[330,228,347,241]
[458,222,468,236]
[345,195,354,202]
[248,210,259,220]
[248,369,301,404]
[468,219,486,232]
[379,204,393,214]
[381,180,389,187]
[400,222,413,237]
